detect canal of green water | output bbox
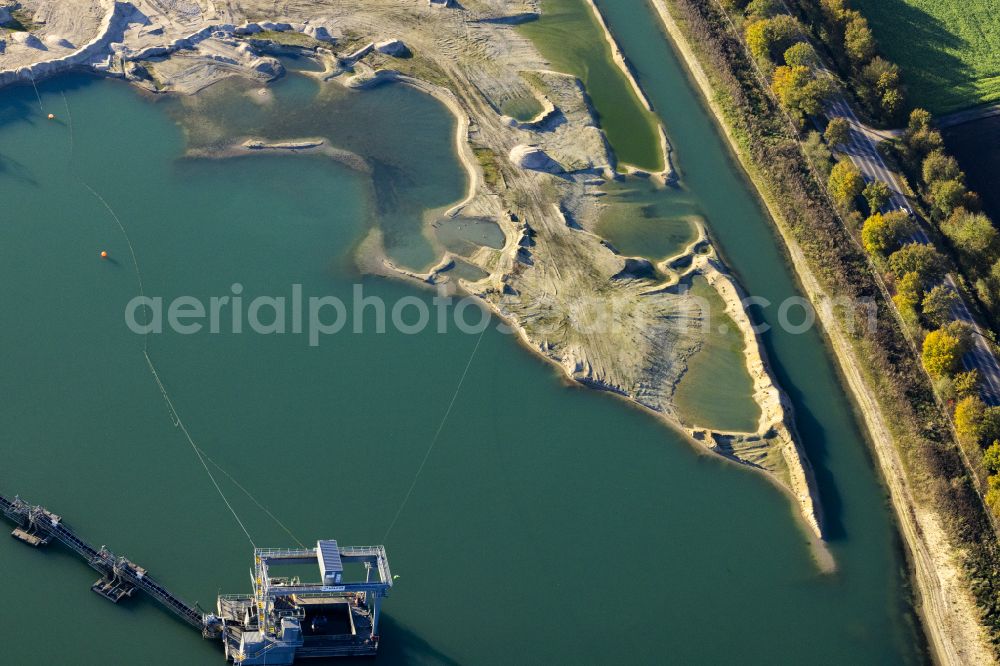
[517,0,663,172]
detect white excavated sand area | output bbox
[0,0,824,541]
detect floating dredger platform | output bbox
[0,490,393,664]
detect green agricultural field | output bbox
[854,0,1000,114]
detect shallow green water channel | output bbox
[0,5,923,663]
[518,0,663,171]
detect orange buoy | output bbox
[47,113,55,120]
[100,250,108,259]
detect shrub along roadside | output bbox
[897,111,1000,329]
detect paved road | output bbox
[826,97,1000,404]
[761,0,1000,404]
[937,101,1000,129]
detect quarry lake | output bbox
[0,9,925,663]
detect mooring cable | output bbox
[84,168,259,547]
[83,173,258,546]
[59,90,313,549]
[195,445,305,548]
[142,351,257,549]
[382,324,488,543]
[80,180,146,305]
[144,352,257,547]
[28,71,43,112]
[61,91,74,160]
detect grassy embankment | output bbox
[658,0,1000,650]
[853,0,1000,114]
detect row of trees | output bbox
[734,1,991,384]
[854,198,1000,504]
[730,2,838,124]
[790,0,1000,486]
[729,0,1000,519]
[785,1,1000,513]
[901,111,1000,324]
[824,153,893,224]
[727,0,983,401]
[849,204,968,378]
[834,126,999,508]
[805,0,905,122]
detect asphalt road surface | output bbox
[826,96,1000,405]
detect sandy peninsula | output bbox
[0,0,823,548]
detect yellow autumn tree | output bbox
[772,65,810,107]
[745,20,772,61]
[746,15,803,62]
[892,271,922,314]
[983,441,1000,474]
[922,327,965,378]
[861,210,913,256]
[844,17,875,63]
[986,476,1000,517]
[828,160,864,209]
[953,369,981,399]
[772,65,834,118]
[954,395,986,443]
